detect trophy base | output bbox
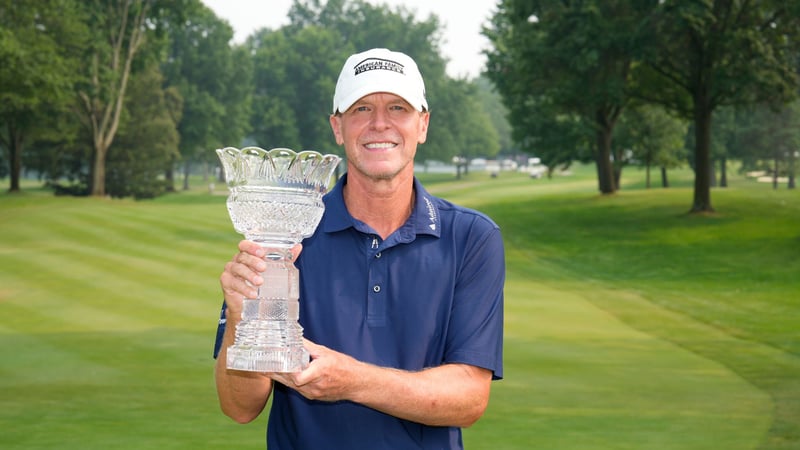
[226,345,310,373]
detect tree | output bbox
[248,25,345,153]
[106,64,181,198]
[615,104,688,188]
[279,0,503,167]
[284,0,446,155]
[756,103,799,190]
[21,112,87,194]
[75,0,158,197]
[162,0,252,190]
[637,1,800,212]
[0,0,87,192]
[422,77,500,166]
[486,87,593,177]
[475,77,513,156]
[707,106,739,187]
[485,0,656,194]
[736,101,800,189]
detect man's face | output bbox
[330,92,429,182]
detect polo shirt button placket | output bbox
[367,234,386,326]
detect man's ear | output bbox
[329,114,344,145]
[417,112,430,144]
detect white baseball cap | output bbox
[332,48,428,114]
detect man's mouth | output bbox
[364,142,397,150]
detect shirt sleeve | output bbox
[445,219,505,380]
[212,301,227,359]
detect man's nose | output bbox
[369,108,391,129]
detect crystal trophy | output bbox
[216,147,341,372]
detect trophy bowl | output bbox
[217,147,341,372]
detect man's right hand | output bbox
[220,240,266,319]
[219,240,303,319]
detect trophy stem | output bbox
[226,244,310,372]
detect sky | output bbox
[201,0,498,78]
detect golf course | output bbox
[1,164,797,449]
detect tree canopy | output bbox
[0,0,87,192]
[0,0,508,197]
[636,0,800,211]
[484,0,800,209]
[485,0,657,194]
[2,0,797,203]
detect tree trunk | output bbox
[91,140,108,197]
[6,122,22,193]
[163,153,175,192]
[613,163,622,191]
[789,150,796,189]
[595,110,616,194]
[83,1,150,197]
[773,157,779,190]
[690,98,714,212]
[719,155,728,187]
[182,159,191,191]
[645,163,651,189]
[165,167,175,192]
[661,167,669,188]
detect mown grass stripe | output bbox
[472,275,771,450]
[1,167,797,449]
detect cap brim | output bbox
[335,84,427,114]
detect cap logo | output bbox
[354,57,405,76]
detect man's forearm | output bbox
[214,321,273,423]
[350,362,492,428]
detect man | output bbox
[214,48,505,449]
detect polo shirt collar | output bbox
[321,174,441,239]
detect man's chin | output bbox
[355,163,409,182]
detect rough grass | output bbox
[0,166,797,449]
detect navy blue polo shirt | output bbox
[214,175,505,449]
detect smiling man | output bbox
[214,48,505,449]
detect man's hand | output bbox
[269,339,366,402]
[268,339,493,428]
[219,240,302,318]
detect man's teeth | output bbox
[365,142,395,149]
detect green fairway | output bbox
[1,167,798,449]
